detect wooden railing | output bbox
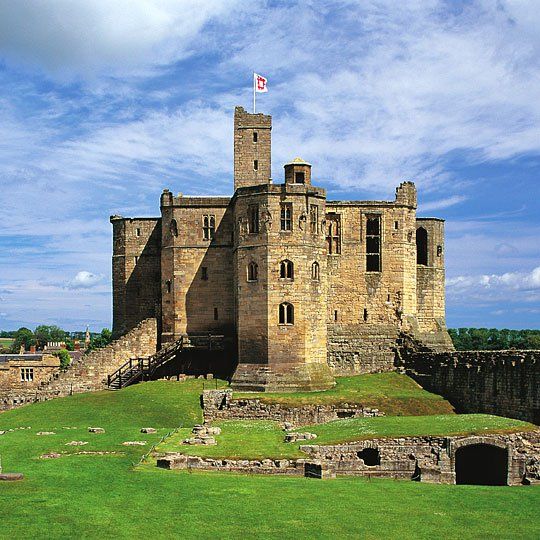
[107,336,184,389]
[106,333,227,389]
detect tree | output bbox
[53,348,71,370]
[34,325,67,349]
[10,327,36,353]
[87,328,113,351]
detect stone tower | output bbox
[231,110,335,391]
[233,106,272,190]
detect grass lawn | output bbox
[0,379,539,539]
[156,415,535,460]
[235,372,456,416]
[0,337,14,349]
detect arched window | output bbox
[416,227,428,265]
[279,260,294,279]
[279,302,294,325]
[170,219,178,237]
[247,261,258,281]
[311,261,320,280]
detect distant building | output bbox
[110,107,453,391]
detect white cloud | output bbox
[66,271,104,290]
[446,266,540,306]
[419,195,467,212]
[0,0,250,77]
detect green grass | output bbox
[156,415,535,460]
[0,379,539,539]
[235,372,456,415]
[0,337,14,349]
[157,420,305,459]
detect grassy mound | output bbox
[0,379,539,539]
[156,415,535,460]
[235,372,455,415]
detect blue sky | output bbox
[1,0,539,332]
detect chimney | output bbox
[30,345,36,353]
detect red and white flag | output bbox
[254,73,268,93]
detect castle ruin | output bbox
[110,106,453,392]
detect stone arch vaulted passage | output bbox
[455,444,508,486]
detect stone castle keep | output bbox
[110,106,453,391]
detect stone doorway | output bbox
[455,444,508,486]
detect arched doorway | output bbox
[455,444,508,485]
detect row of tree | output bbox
[2,325,112,354]
[448,328,540,351]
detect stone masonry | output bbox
[202,389,383,426]
[1,318,157,411]
[157,430,540,485]
[405,349,540,424]
[111,106,453,391]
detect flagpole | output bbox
[253,73,256,113]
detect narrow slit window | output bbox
[135,227,141,237]
[201,267,208,281]
[203,215,215,240]
[416,227,428,265]
[253,131,258,142]
[166,280,172,293]
[326,213,341,254]
[363,309,368,322]
[214,308,218,321]
[279,302,294,325]
[280,203,292,231]
[366,216,381,272]
[253,159,258,171]
[394,221,399,230]
[309,204,318,234]
[334,310,338,322]
[311,261,320,281]
[248,204,259,234]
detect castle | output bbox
[110,106,453,392]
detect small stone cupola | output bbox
[284,157,312,186]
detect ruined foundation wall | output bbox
[407,350,540,423]
[1,318,158,411]
[202,389,383,426]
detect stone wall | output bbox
[157,430,540,485]
[0,318,157,411]
[202,389,383,426]
[300,431,540,485]
[327,324,399,374]
[157,454,305,476]
[111,217,161,337]
[406,350,540,423]
[0,354,60,392]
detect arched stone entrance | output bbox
[455,444,508,486]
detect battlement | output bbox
[395,181,417,208]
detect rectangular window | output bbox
[135,227,141,237]
[280,203,292,231]
[21,368,34,382]
[309,205,318,234]
[253,132,258,142]
[295,172,305,184]
[203,215,215,240]
[326,213,341,254]
[201,267,208,281]
[248,204,259,234]
[366,215,381,272]
[253,159,258,171]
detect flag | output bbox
[254,73,268,93]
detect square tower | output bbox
[234,106,272,190]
